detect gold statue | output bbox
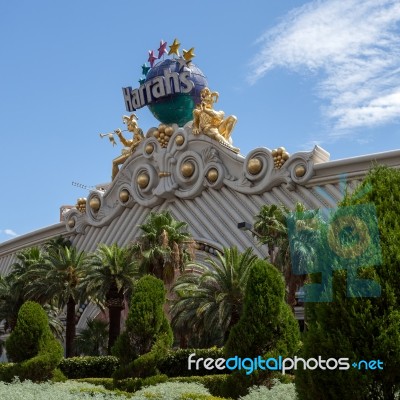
[192,87,239,153]
[100,114,144,180]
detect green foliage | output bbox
[6,301,50,362]
[127,332,172,378]
[171,247,258,346]
[82,243,137,353]
[296,166,400,400]
[59,356,120,379]
[0,247,45,332]
[51,368,67,382]
[4,301,63,382]
[225,259,300,359]
[23,245,89,358]
[131,210,194,283]
[254,202,316,307]
[158,347,225,377]
[0,363,16,382]
[113,374,168,393]
[222,260,300,398]
[75,318,109,356]
[112,275,173,379]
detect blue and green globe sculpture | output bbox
[145,59,208,127]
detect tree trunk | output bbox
[108,304,123,354]
[106,285,124,354]
[66,295,76,358]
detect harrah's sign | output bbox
[122,69,194,112]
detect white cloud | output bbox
[0,229,19,238]
[250,0,400,135]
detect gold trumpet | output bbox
[99,129,127,146]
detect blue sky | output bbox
[1,0,400,242]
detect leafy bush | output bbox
[296,166,400,399]
[223,260,300,397]
[51,368,67,382]
[158,347,226,377]
[4,301,63,382]
[0,363,16,382]
[59,356,119,379]
[225,259,300,359]
[112,276,173,379]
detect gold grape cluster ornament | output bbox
[272,147,290,169]
[153,123,175,148]
[75,198,87,213]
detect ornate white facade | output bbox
[1,123,400,328]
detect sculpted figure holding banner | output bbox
[192,87,239,153]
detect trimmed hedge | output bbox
[60,347,225,380]
[4,301,63,382]
[158,347,226,377]
[59,356,119,378]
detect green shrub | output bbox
[4,301,63,382]
[59,356,119,378]
[112,276,173,379]
[296,166,400,400]
[223,260,300,397]
[0,363,15,382]
[51,368,67,382]
[225,259,300,359]
[158,347,226,377]
[6,301,51,362]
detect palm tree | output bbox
[253,204,288,262]
[24,245,88,357]
[171,246,258,345]
[0,247,65,340]
[131,211,195,285]
[0,247,45,331]
[82,243,137,353]
[253,202,322,307]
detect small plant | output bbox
[240,380,297,400]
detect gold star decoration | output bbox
[168,38,180,57]
[183,47,195,62]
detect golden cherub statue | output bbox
[192,87,239,153]
[100,114,144,180]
